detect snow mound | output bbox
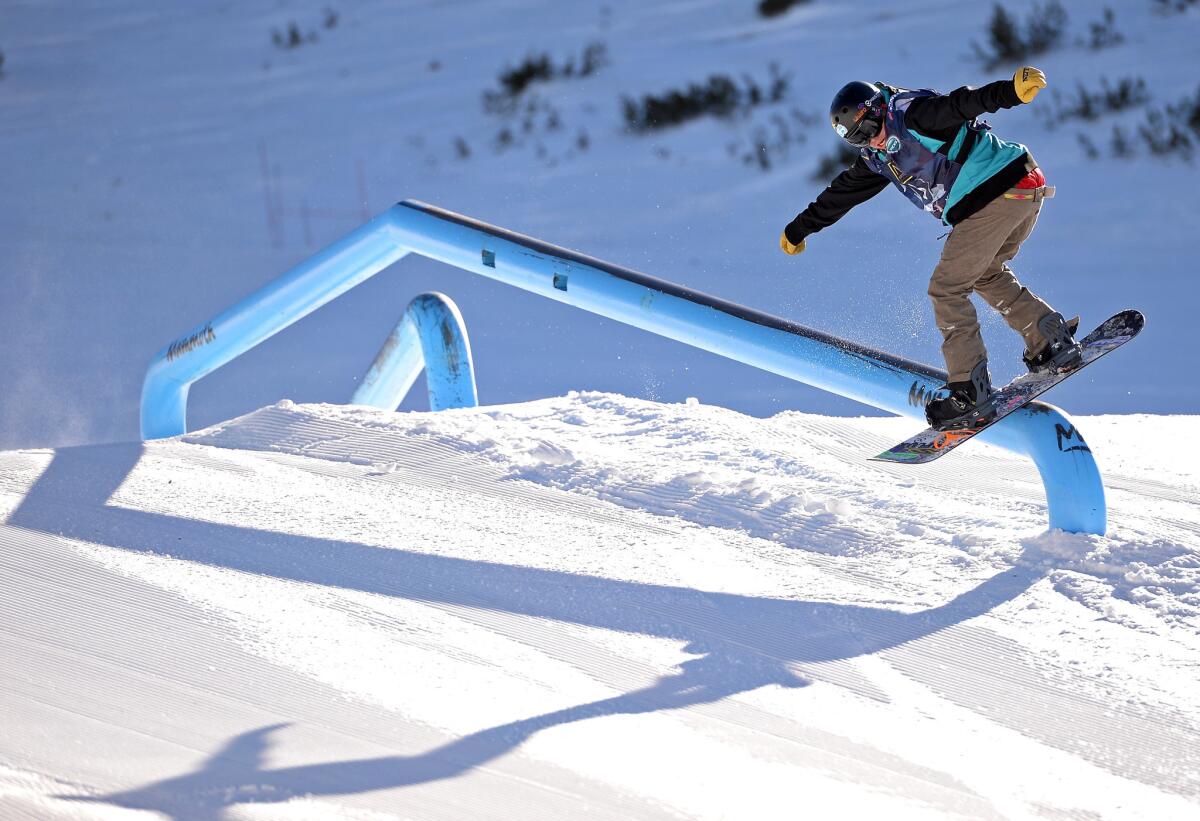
[2,394,1199,819]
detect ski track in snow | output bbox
[2,393,1199,819]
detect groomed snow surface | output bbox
[2,393,1198,819]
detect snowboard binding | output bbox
[1023,313,1083,374]
[925,359,997,431]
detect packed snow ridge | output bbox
[2,393,1199,819]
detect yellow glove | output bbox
[1013,66,1046,104]
[780,231,806,256]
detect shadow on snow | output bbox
[8,442,1044,819]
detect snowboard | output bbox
[872,309,1144,465]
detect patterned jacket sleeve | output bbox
[784,156,889,244]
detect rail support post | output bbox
[351,292,478,412]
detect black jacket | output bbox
[784,80,1030,244]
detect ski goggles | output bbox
[836,94,883,146]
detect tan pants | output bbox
[928,188,1055,383]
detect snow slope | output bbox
[2,394,1198,819]
[4,2,1199,817]
[3,0,1200,449]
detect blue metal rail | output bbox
[141,199,1105,534]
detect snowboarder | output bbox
[780,67,1083,428]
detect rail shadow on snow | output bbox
[10,442,1048,818]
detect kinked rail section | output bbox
[142,199,1106,534]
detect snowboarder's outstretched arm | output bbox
[783,156,888,246]
[906,70,1045,138]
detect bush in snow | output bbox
[726,108,816,172]
[810,142,859,182]
[1153,0,1199,13]
[1135,86,1200,160]
[757,0,812,18]
[1041,76,1149,129]
[621,64,789,132]
[1109,125,1134,158]
[623,75,740,131]
[1093,76,1149,114]
[480,93,579,163]
[972,1,1068,69]
[1137,108,1194,160]
[1178,85,1200,136]
[1083,7,1122,50]
[498,54,553,98]
[270,7,339,49]
[1081,86,1200,162]
[484,43,608,114]
[272,23,306,49]
[1076,133,1100,160]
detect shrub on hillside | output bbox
[757,0,812,18]
[498,54,553,98]
[1081,87,1200,162]
[271,9,337,51]
[1041,76,1149,128]
[623,75,739,130]
[484,43,608,113]
[1083,7,1122,50]
[1153,0,1199,13]
[1137,109,1194,160]
[272,23,307,49]
[621,64,789,132]
[1179,85,1200,136]
[972,1,1068,68]
[478,93,580,163]
[1110,125,1134,158]
[727,108,815,172]
[1076,133,1100,160]
[1136,85,1200,160]
[811,143,859,182]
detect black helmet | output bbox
[830,81,883,147]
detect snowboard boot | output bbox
[1023,313,1083,374]
[924,360,996,430]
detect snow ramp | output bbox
[2,395,1199,819]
